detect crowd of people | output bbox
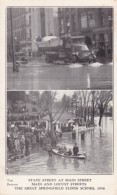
[7,111,61,162]
[7,110,83,162]
[7,112,40,122]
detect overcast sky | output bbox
[55,90,74,100]
[25,90,74,100]
[25,90,112,105]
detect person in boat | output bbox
[58,146,63,154]
[58,145,67,154]
[63,146,67,155]
[67,149,72,156]
[73,143,79,156]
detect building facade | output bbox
[7,7,59,58]
[58,8,113,54]
[7,7,32,60]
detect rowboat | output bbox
[52,149,86,159]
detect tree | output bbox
[38,91,71,141]
[60,94,70,112]
[69,90,112,126]
[90,91,100,124]
[72,91,92,121]
[39,91,56,138]
[97,91,112,126]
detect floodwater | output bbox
[7,117,113,175]
[7,59,112,90]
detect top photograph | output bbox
[7,7,113,90]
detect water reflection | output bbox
[7,61,112,90]
[47,157,56,174]
[8,117,113,174]
[73,159,80,171]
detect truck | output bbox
[36,35,96,64]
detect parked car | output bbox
[71,43,96,63]
[15,52,28,64]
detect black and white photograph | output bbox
[0,1,116,194]
[7,7,113,90]
[7,90,113,175]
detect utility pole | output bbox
[24,92,27,119]
[10,8,15,72]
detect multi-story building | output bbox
[7,7,32,58]
[7,7,59,59]
[58,8,113,53]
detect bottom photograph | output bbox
[6,90,113,175]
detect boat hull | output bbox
[52,149,86,159]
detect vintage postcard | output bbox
[0,0,117,195]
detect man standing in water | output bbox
[73,143,79,156]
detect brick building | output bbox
[58,8,113,55]
[7,7,32,60]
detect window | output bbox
[66,17,70,32]
[81,13,87,28]
[72,14,77,32]
[29,15,31,24]
[104,34,108,42]
[88,11,95,27]
[60,19,64,33]
[99,9,105,26]
[99,33,104,42]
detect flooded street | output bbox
[7,117,113,175]
[7,58,112,90]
